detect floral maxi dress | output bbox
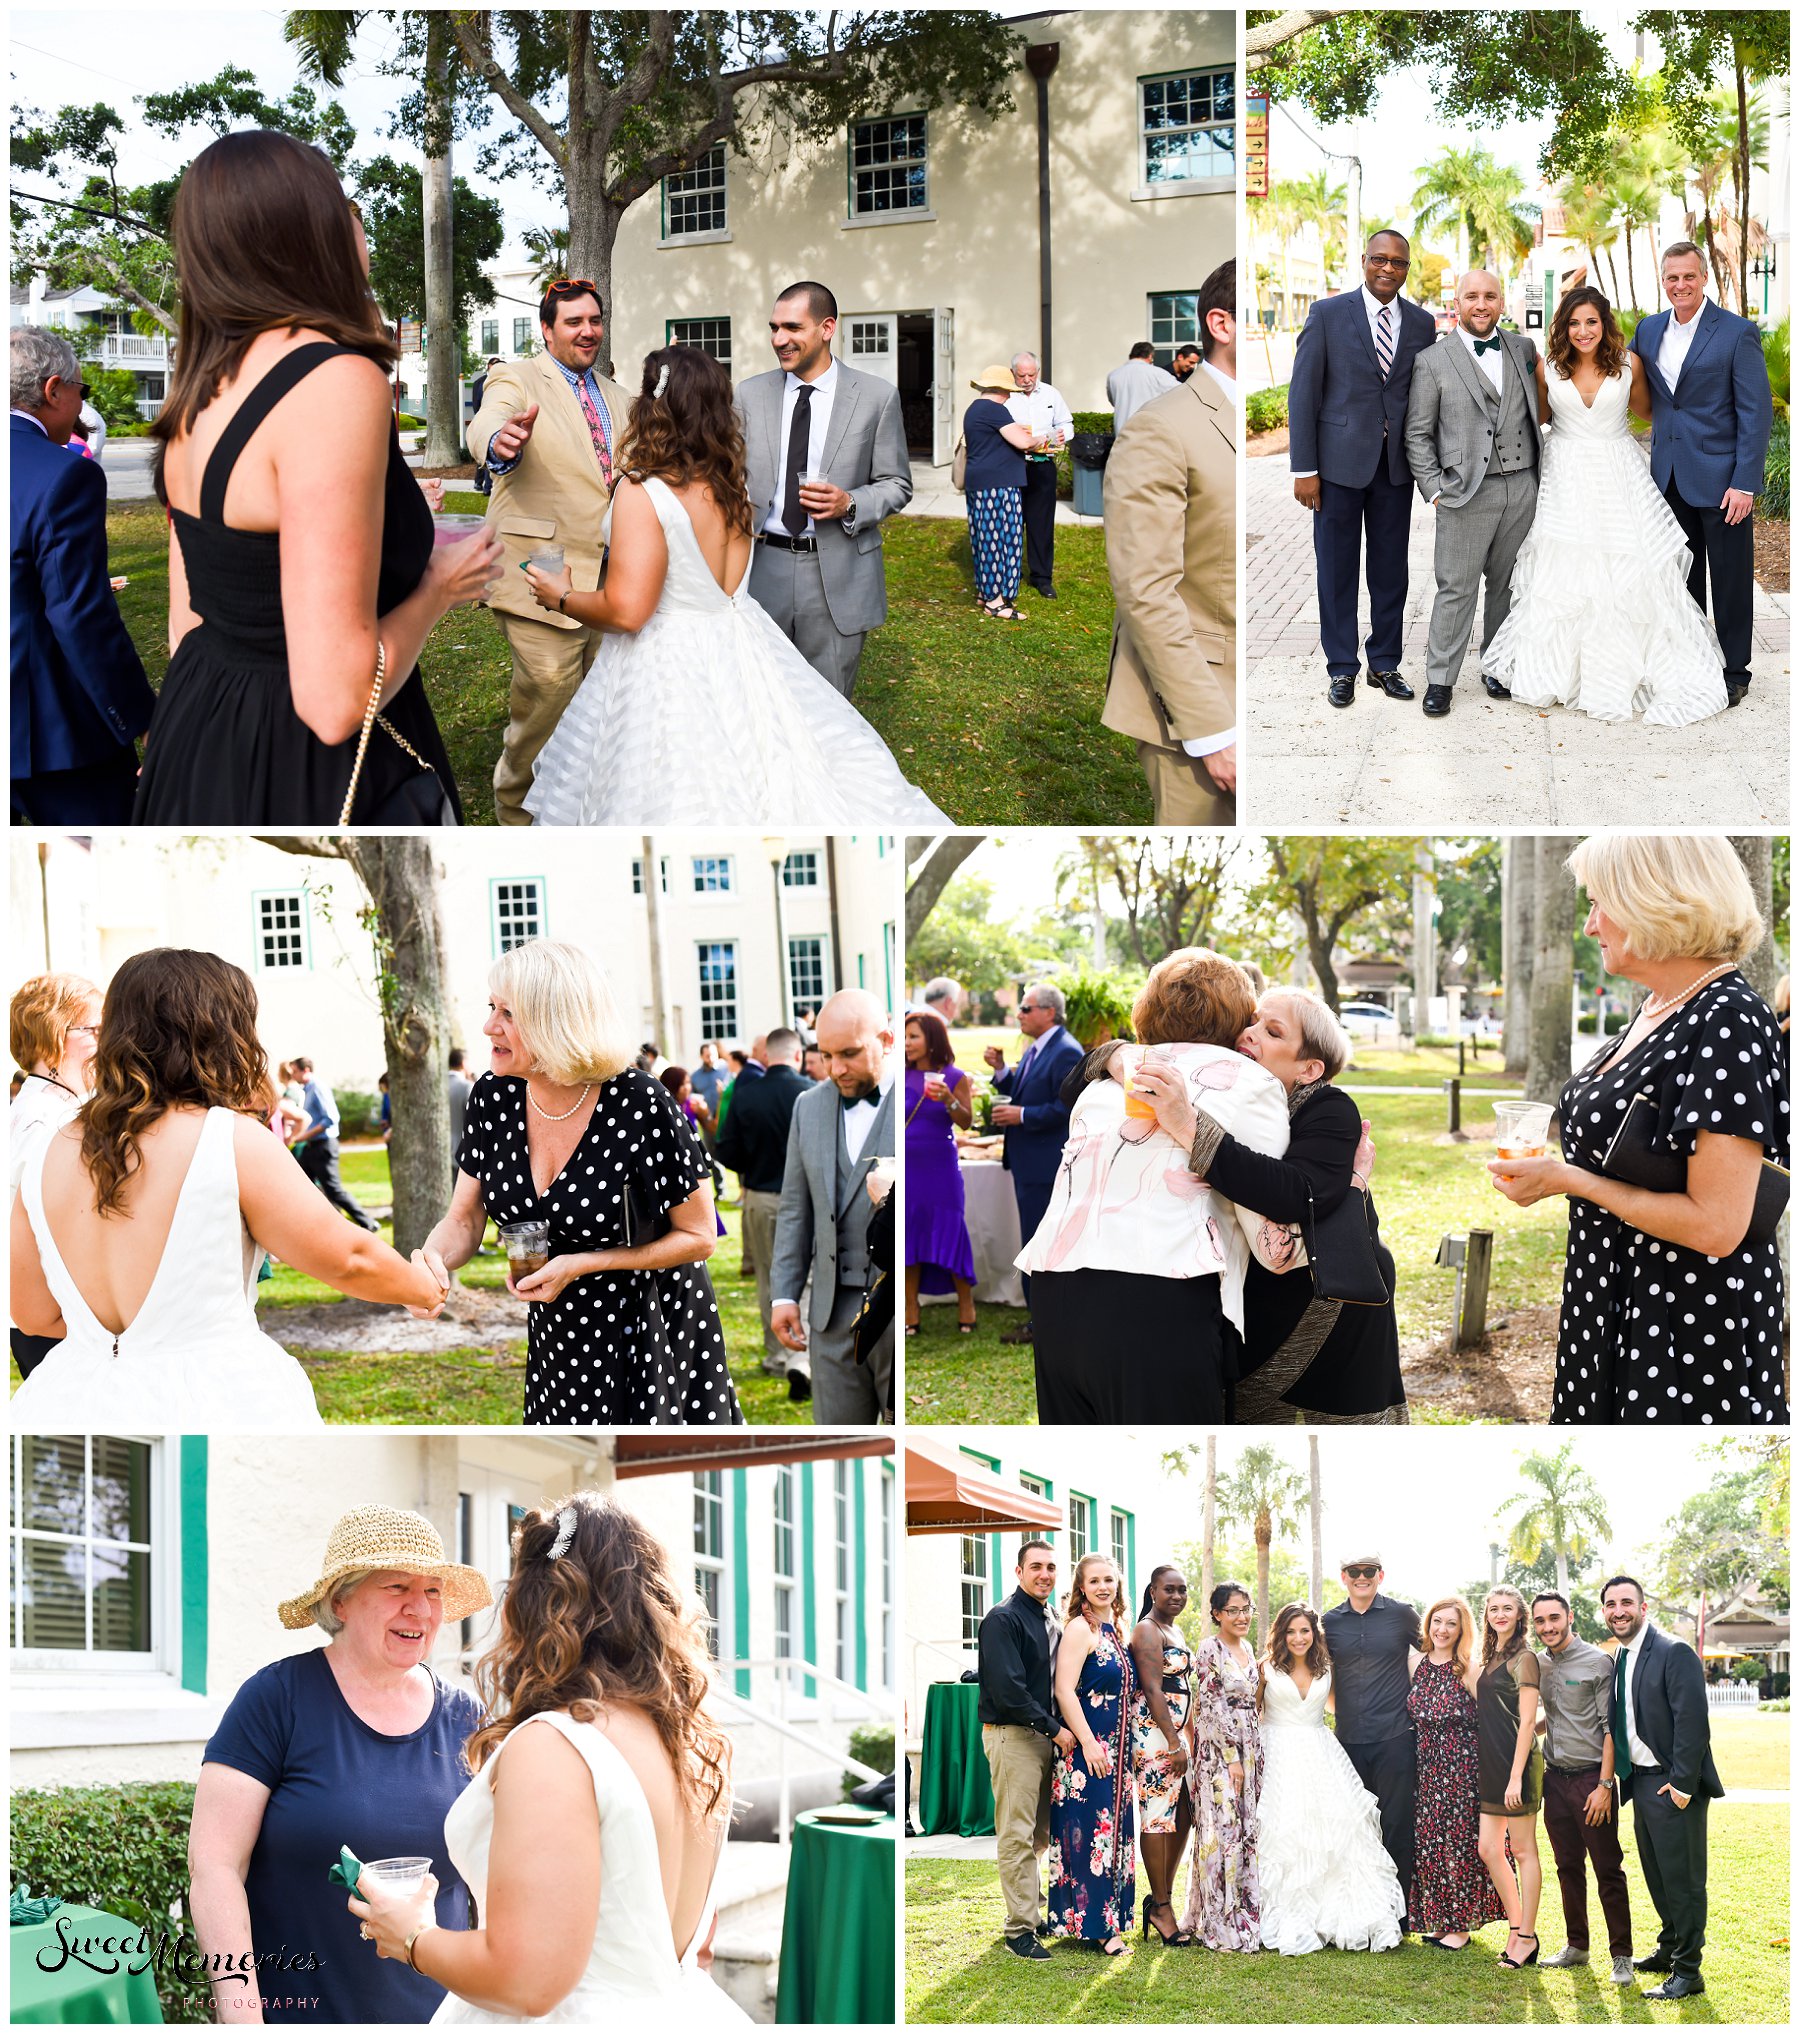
[1407,1659,1505,1936]
[1182,1635,1263,1950]
[1048,1621,1136,1942]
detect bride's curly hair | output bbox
[466,1494,731,1826]
[1547,285,1627,381]
[79,950,269,1217]
[1264,1601,1330,1680]
[617,344,752,538]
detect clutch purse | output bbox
[1598,1088,1788,1252]
[1299,1182,1392,1308]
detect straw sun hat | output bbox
[277,1505,493,1629]
[970,363,1022,393]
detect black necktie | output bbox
[782,383,814,534]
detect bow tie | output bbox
[1473,336,1502,355]
[841,1088,876,1111]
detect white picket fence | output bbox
[1705,1681,1761,1709]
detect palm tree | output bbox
[1557,179,1623,303]
[1308,1434,1323,1612]
[1201,1434,1217,1619]
[1495,1444,1612,1600]
[521,223,574,296]
[1412,147,1538,281]
[1248,183,1302,329]
[1287,169,1348,292]
[1216,1444,1309,1648]
[1615,117,1688,298]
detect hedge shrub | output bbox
[1245,383,1289,435]
[1758,414,1789,523]
[843,1722,896,1801]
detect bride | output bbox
[348,1494,747,2023]
[1256,1603,1406,1956]
[519,345,949,826]
[9,948,442,1428]
[1483,286,1727,722]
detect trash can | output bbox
[1069,430,1113,517]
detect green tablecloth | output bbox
[918,1679,995,1836]
[775,1810,895,2024]
[11,1905,165,2023]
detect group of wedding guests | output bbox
[976,1543,1716,1997]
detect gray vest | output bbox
[1483,348,1536,475]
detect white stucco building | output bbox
[10,278,172,418]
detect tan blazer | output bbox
[1100,373,1236,750]
[467,351,629,632]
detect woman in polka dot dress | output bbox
[1488,836,1787,1425]
[416,941,742,1426]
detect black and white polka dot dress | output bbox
[457,1070,743,1425]
[1552,974,1788,1425]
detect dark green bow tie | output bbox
[1473,336,1502,355]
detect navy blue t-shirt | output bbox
[962,398,1027,493]
[203,1647,483,2022]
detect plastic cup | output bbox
[1493,1100,1552,1174]
[1121,1046,1169,1121]
[362,1856,431,1896]
[527,542,565,574]
[431,513,489,549]
[499,1219,550,1282]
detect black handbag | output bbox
[1598,1088,1789,1251]
[1298,1181,1393,1308]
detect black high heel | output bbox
[1499,1930,1540,1969]
[1141,1897,1192,1947]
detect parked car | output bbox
[1338,1000,1401,1042]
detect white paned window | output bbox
[697,942,738,1040]
[492,879,543,953]
[850,115,928,215]
[665,146,728,237]
[11,1435,156,1664]
[1141,69,1236,185]
[255,891,307,970]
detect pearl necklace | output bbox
[527,1080,592,1122]
[1642,961,1734,1019]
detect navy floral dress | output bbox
[1048,1620,1137,1942]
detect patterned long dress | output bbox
[1182,1635,1263,1950]
[1408,1659,1506,1935]
[1048,1621,1137,1942]
[1129,1629,1195,1833]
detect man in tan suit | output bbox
[467,281,630,825]
[1101,257,1237,824]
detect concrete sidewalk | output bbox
[1245,447,1791,828]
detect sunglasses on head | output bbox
[547,279,599,298]
[1343,1564,1380,1581]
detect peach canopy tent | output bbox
[904,1440,1063,1536]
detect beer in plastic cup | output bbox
[1493,1100,1552,1174]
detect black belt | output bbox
[758,531,818,554]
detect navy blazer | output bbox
[1616,1623,1724,1806]
[994,1024,1083,1188]
[1632,301,1773,506]
[11,414,153,779]
[1288,289,1437,489]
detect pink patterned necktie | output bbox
[574,374,614,490]
[1375,303,1395,380]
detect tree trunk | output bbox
[1255,1518,1272,1652]
[421,12,461,469]
[1623,223,1638,311]
[1556,1547,1570,1600]
[1503,836,1536,1075]
[905,836,985,944]
[1602,244,1621,304]
[1735,55,1751,322]
[1200,1436,1216,1627]
[1729,836,1779,1000]
[566,173,627,381]
[642,833,668,1047]
[1308,1435,1322,1612]
[1525,835,1579,1107]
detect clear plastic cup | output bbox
[361,1856,432,1896]
[499,1219,550,1282]
[431,512,489,549]
[527,542,565,574]
[1493,1100,1553,1176]
[1121,1046,1169,1121]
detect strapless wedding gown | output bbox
[1257,1670,1405,1955]
[11,1108,322,1429]
[432,1711,749,2025]
[1482,367,1727,722]
[525,476,950,825]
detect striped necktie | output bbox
[573,371,614,491]
[1375,302,1395,381]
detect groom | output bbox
[1632,242,1774,706]
[1322,1552,1423,1921]
[1403,270,1541,715]
[739,281,913,695]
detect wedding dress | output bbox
[1256,1669,1405,1956]
[525,476,951,825]
[1482,366,1727,722]
[11,1107,323,1429]
[432,1710,749,2025]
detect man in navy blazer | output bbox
[1603,1574,1723,2000]
[1631,242,1773,706]
[1288,231,1437,706]
[983,982,1082,1346]
[11,326,152,823]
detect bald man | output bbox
[768,990,896,1421]
[1402,270,1541,714]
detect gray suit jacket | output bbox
[1404,330,1541,508]
[738,362,913,635]
[769,1077,895,1332]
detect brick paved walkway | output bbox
[1245,446,1791,828]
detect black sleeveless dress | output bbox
[134,343,462,824]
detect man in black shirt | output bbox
[977,1539,1076,1959]
[1321,1551,1424,1921]
[713,1027,808,1379]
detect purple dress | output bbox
[904,1064,976,1294]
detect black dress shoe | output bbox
[1032,582,1058,599]
[1328,675,1357,707]
[1634,1954,1675,1974]
[1005,1933,1051,1961]
[787,1372,812,1402]
[998,1321,1035,1346]
[1423,684,1453,716]
[1644,1975,1704,2000]
[1367,670,1415,700]
[1726,679,1749,707]
[1480,674,1512,699]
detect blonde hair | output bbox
[1568,835,1763,965]
[487,941,631,1086]
[1261,987,1354,1081]
[1422,1595,1477,1681]
[11,972,100,1072]
[1481,1583,1530,1668]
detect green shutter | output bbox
[180,1436,208,1695]
[732,1469,751,1697]
[853,1462,868,1692]
[801,1462,818,1698]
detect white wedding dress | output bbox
[432,1710,749,2025]
[11,1107,322,1430]
[525,476,951,825]
[1256,1670,1405,1956]
[1482,366,1727,722]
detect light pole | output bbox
[763,836,790,1030]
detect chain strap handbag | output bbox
[1598,1088,1789,1252]
[339,640,458,825]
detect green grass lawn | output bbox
[906,1802,1790,2023]
[107,495,1143,826]
[906,1036,1562,1425]
[1711,1708,1792,1793]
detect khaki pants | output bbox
[741,1188,785,1370]
[1136,739,1235,826]
[494,610,600,826]
[983,1723,1054,1938]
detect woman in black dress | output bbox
[136,129,500,824]
[1490,835,1787,1424]
[417,941,741,1426]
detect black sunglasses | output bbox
[1343,1564,1380,1580]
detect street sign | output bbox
[397,319,423,355]
[1246,93,1269,198]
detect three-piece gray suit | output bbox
[768,1076,895,1423]
[1403,330,1542,688]
[738,361,913,695]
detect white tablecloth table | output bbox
[921,1153,1025,1309]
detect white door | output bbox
[840,313,899,389]
[933,306,956,467]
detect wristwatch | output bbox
[842,501,858,534]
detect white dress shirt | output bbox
[764,360,841,537]
[1006,380,1074,448]
[840,1062,894,1166]
[10,1075,83,1193]
[1618,1625,1660,1771]
[1200,359,1237,404]
[11,408,50,438]
[1657,304,1704,392]
[1460,324,1506,395]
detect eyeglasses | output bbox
[1365,254,1410,272]
[78,383,92,399]
[1343,1564,1380,1580]
[67,1024,101,1038]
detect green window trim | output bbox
[180,1436,208,1695]
[731,1468,751,1697]
[801,1462,818,1698]
[852,1462,869,1692]
[960,1446,1002,1619]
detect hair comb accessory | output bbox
[547,1505,578,1560]
[653,363,671,400]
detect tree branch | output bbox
[448,14,568,169]
[254,834,353,861]
[11,185,163,236]
[1246,8,1360,70]
[85,255,178,335]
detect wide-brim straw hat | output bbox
[970,363,1023,393]
[278,1505,493,1629]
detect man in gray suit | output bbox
[1403,270,1542,717]
[769,988,896,1422]
[739,281,913,696]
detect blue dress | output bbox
[1048,1620,1137,1941]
